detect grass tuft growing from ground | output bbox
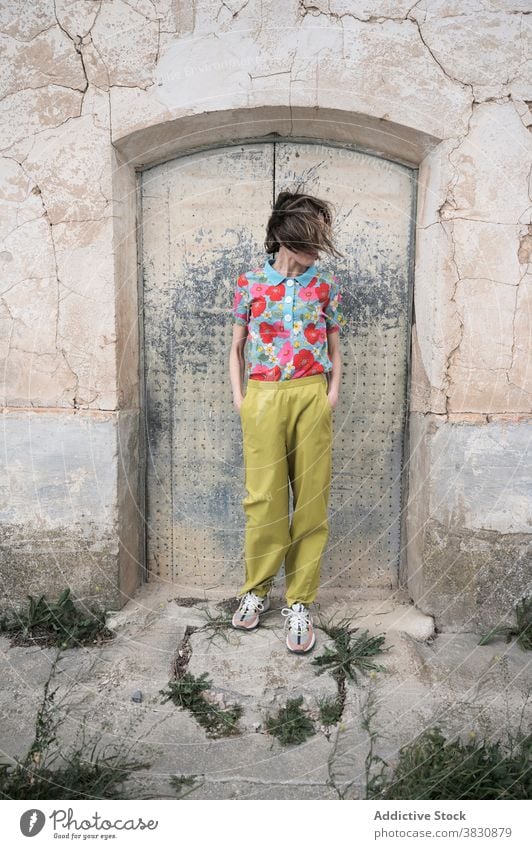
[198,607,234,644]
[479,596,531,651]
[356,678,532,801]
[0,588,114,648]
[160,672,243,738]
[312,615,389,732]
[318,695,344,728]
[312,626,389,684]
[366,726,532,800]
[316,614,360,641]
[169,774,203,798]
[265,696,316,746]
[0,651,150,799]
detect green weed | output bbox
[265,696,316,746]
[312,627,389,684]
[160,672,243,738]
[0,588,114,648]
[0,651,150,799]
[479,596,532,651]
[359,678,532,800]
[318,695,344,727]
[169,774,203,798]
[366,726,532,800]
[316,613,360,641]
[198,607,233,644]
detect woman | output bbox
[229,191,346,653]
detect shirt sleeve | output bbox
[325,276,346,334]
[232,273,250,327]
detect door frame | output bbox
[134,135,418,592]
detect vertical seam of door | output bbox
[272,141,276,209]
[167,182,175,582]
[136,170,148,582]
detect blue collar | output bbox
[263,257,318,286]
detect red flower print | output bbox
[304,323,327,345]
[315,282,330,302]
[293,349,313,371]
[267,284,285,301]
[251,296,267,317]
[307,361,325,375]
[250,364,282,381]
[304,323,320,345]
[233,262,344,383]
[271,321,290,338]
[292,349,324,378]
[259,321,290,343]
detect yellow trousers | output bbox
[238,373,333,607]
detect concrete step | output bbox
[0,578,529,800]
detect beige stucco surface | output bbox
[0,1,531,628]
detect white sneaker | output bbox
[232,591,271,630]
[281,602,316,653]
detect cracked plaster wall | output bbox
[0,0,531,624]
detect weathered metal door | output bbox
[140,141,415,593]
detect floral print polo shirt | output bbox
[232,257,346,381]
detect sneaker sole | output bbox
[286,630,316,653]
[232,617,260,630]
[231,600,271,631]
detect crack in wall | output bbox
[442,218,463,415]
[298,0,425,26]
[1,156,85,409]
[51,0,92,120]
[217,0,251,22]
[298,0,529,104]
[507,259,529,383]
[2,5,530,418]
[438,96,531,410]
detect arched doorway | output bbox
[139,139,416,594]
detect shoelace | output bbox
[281,605,311,634]
[239,592,265,614]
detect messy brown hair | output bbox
[265,190,344,259]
